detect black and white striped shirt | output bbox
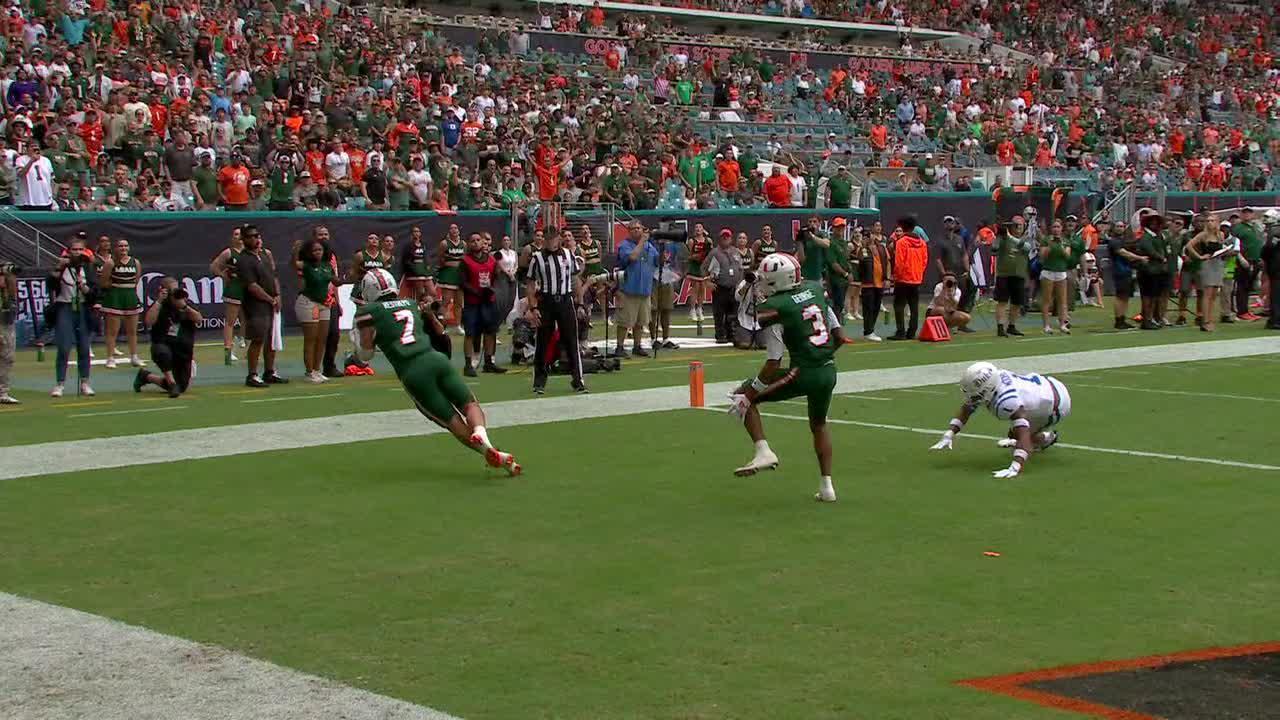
[528,247,578,297]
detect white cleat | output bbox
[130,355,144,367]
[814,488,838,503]
[997,438,1017,448]
[1039,431,1059,450]
[79,382,95,397]
[0,394,20,405]
[50,384,64,398]
[104,358,117,369]
[734,450,779,477]
[865,333,883,342]
[112,348,126,357]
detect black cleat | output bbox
[482,363,508,374]
[133,369,147,393]
[265,373,289,384]
[1006,325,1024,336]
[464,364,478,377]
[245,374,267,388]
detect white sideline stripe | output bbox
[241,393,343,404]
[2,336,1278,481]
[894,388,947,396]
[0,592,461,720]
[1101,369,1151,376]
[69,406,188,419]
[755,412,1280,472]
[1072,384,1280,403]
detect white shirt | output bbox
[788,174,807,207]
[928,281,961,311]
[15,154,54,207]
[407,169,432,203]
[980,371,1069,431]
[325,150,351,181]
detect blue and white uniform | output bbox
[976,371,1071,431]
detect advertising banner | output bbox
[441,25,980,78]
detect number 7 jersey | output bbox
[759,280,839,369]
[985,371,1072,430]
[354,299,440,376]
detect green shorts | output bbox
[755,363,837,423]
[224,280,245,303]
[399,351,475,426]
[436,265,462,289]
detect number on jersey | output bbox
[801,304,829,346]
[393,309,417,345]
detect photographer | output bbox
[614,222,658,359]
[926,273,973,332]
[0,260,17,404]
[47,236,97,398]
[134,278,202,397]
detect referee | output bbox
[525,226,586,395]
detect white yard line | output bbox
[893,388,947,396]
[1071,384,1280,403]
[1100,369,1152,376]
[2,336,1278,482]
[0,592,461,720]
[69,406,188,419]
[241,393,343,404]
[755,411,1280,472]
[833,394,894,402]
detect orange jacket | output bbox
[893,232,929,285]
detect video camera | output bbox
[649,219,689,244]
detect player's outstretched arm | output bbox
[931,402,975,450]
[993,410,1033,478]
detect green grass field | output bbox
[2,306,1279,719]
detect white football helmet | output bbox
[361,268,398,302]
[757,253,802,295]
[960,361,1000,403]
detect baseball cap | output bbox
[299,170,311,178]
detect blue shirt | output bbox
[441,119,461,148]
[59,15,89,46]
[617,238,658,297]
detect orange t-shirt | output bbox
[218,166,251,205]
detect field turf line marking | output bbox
[1072,384,1280,403]
[53,400,112,408]
[3,336,1277,481]
[241,392,343,404]
[1101,369,1151,376]
[69,406,189,418]
[833,394,893,402]
[0,592,462,720]
[755,411,1280,471]
[895,388,947,396]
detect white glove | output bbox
[727,394,752,421]
[992,464,1022,479]
[996,438,1018,448]
[930,431,954,451]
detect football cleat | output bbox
[485,448,521,476]
[734,449,779,477]
[814,488,838,503]
[997,438,1018,448]
[1039,431,1059,450]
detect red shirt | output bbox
[217,166,251,205]
[996,140,1017,165]
[79,120,104,157]
[764,174,791,207]
[305,150,327,185]
[716,159,740,192]
[461,253,497,305]
[347,146,367,183]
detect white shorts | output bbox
[1040,270,1069,282]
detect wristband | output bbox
[1012,417,1031,429]
[941,429,955,441]
[949,418,964,432]
[750,377,768,394]
[1013,449,1029,462]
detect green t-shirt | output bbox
[500,188,527,207]
[675,79,694,105]
[827,175,853,207]
[1136,230,1173,276]
[1040,237,1074,272]
[300,261,334,303]
[826,229,852,275]
[353,298,439,376]
[193,166,218,205]
[800,232,829,281]
[1069,231,1088,269]
[268,163,297,203]
[994,231,1030,278]
[1232,222,1262,261]
[758,280,837,369]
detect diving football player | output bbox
[355,269,521,475]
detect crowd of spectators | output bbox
[0,0,1275,216]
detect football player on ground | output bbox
[728,253,849,502]
[929,361,1072,478]
[354,269,521,476]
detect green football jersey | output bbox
[354,299,439,376]
[759,280,838,369]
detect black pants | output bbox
[894,283,921,338]
[1235,264,1256,316]
[533,293,583,390]
[829,279,848,318]
[711,285,737,342]
[861,286,884,336]
[322,302,341,374]
[1268,273,1280,329]
[958,275,977,312]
